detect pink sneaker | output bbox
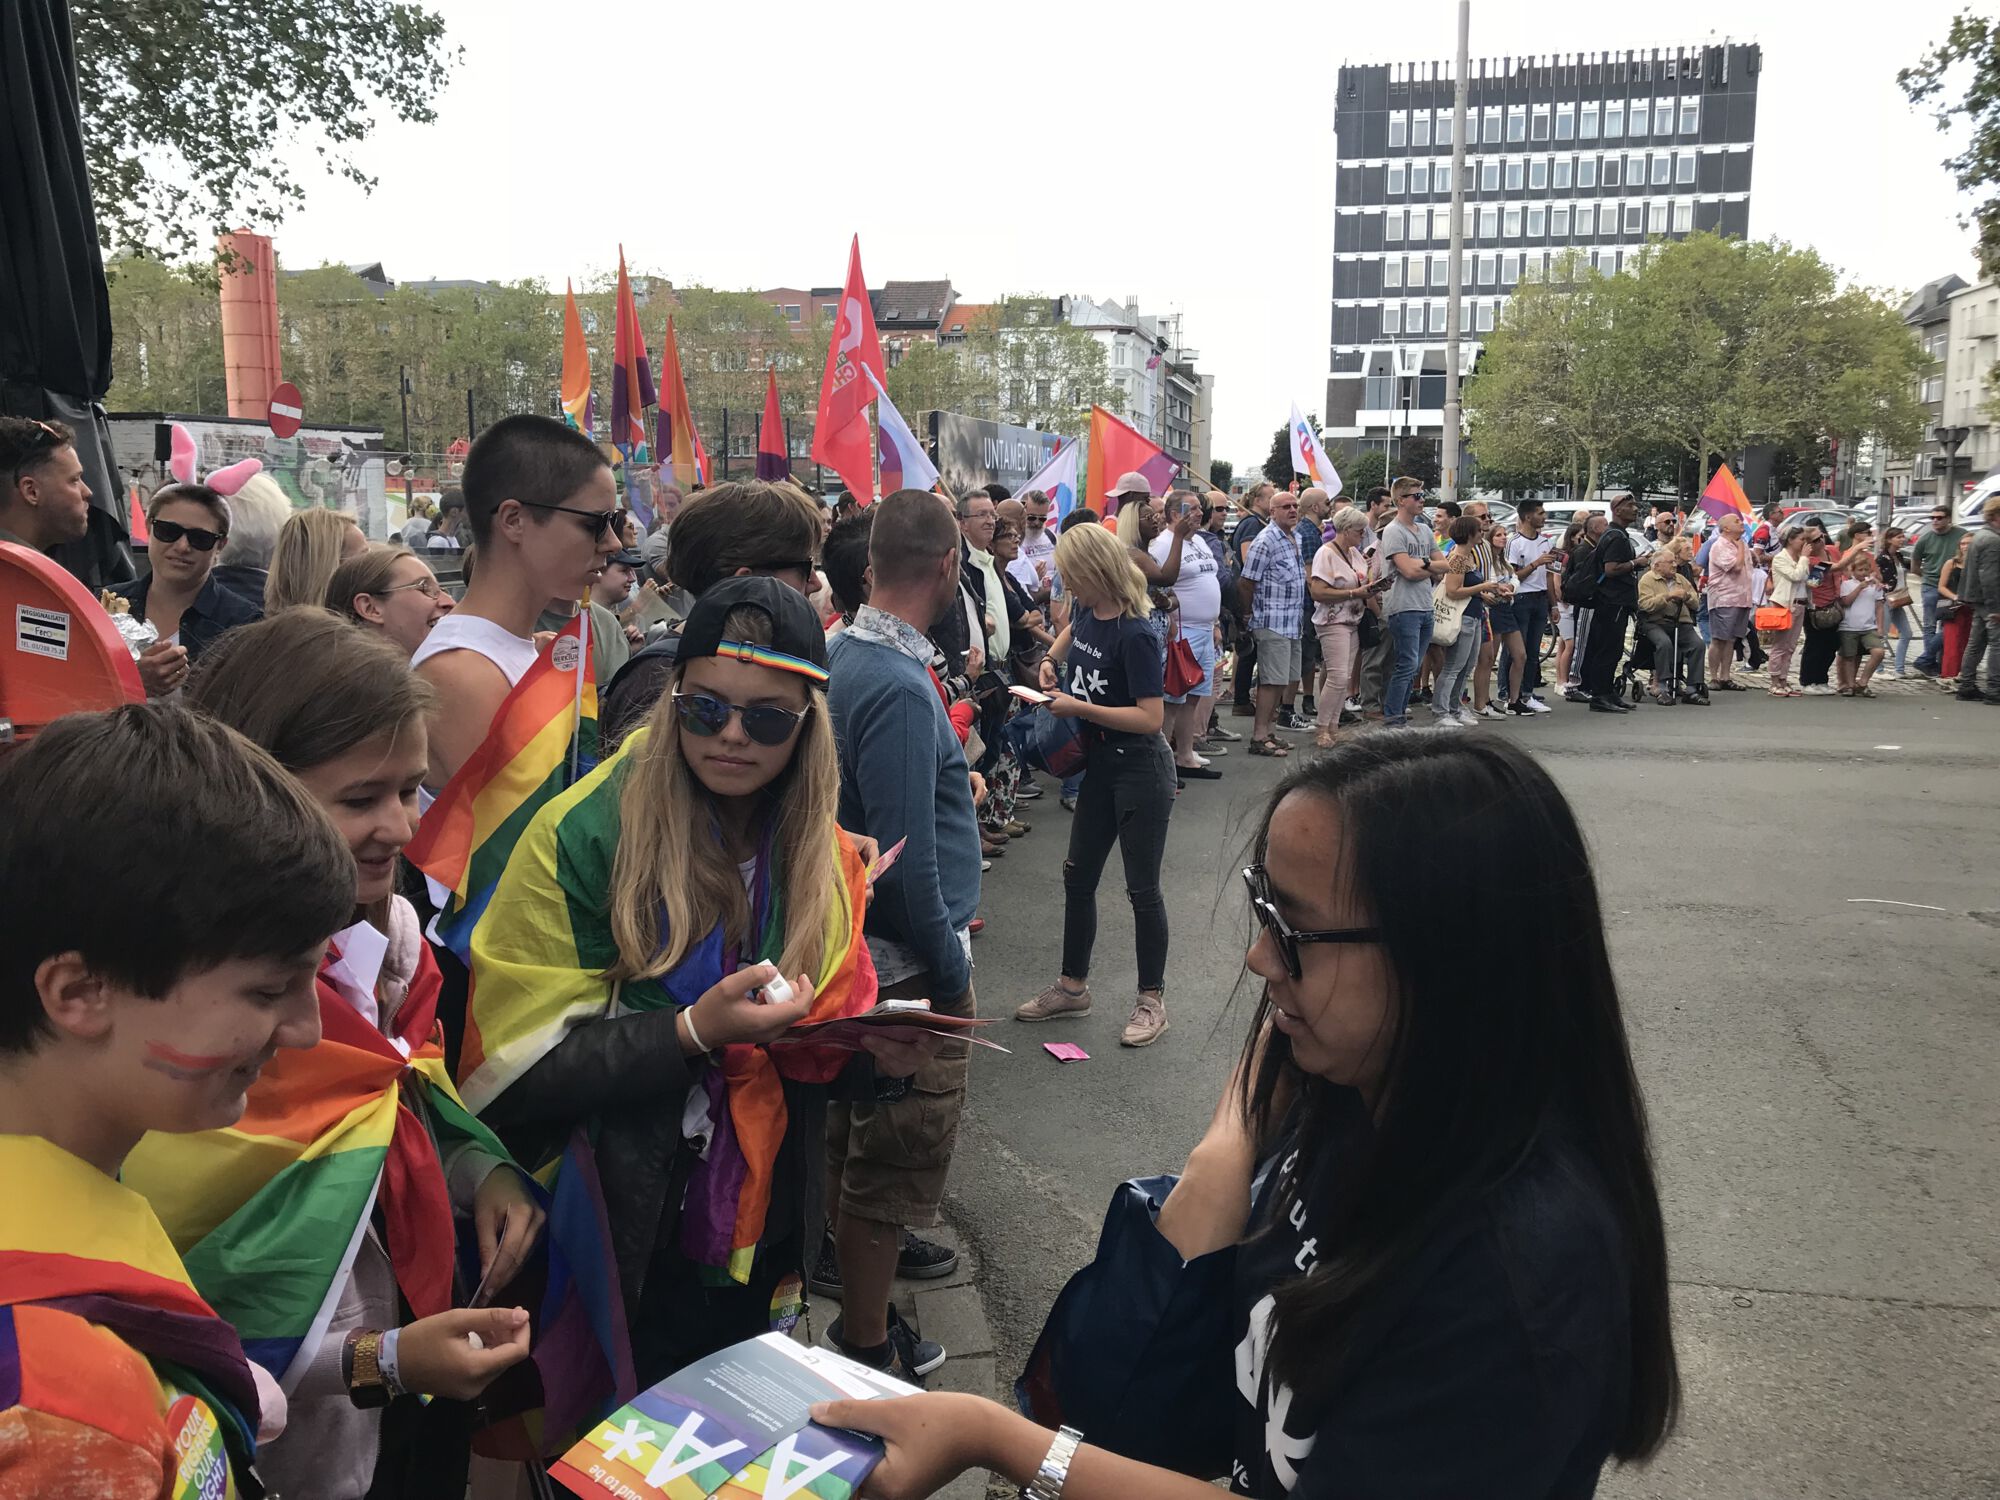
[1016,981,1091,1022]
[1120,993,1170,1048]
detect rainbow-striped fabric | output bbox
[406,609,599,965]
[122,942,496,1391]
[463,728,877,1284]
[0,1135,263,1492]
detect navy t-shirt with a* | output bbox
[1066,608,1163,744]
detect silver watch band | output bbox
[1023,1425,1083,1500]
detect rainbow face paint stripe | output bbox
[143,1041,236,1081]
[712,640,829,686]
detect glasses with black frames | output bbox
[1242,864,1382,980]
[672,691,808,746]
[519,500,626,540]
[151,518,227,552]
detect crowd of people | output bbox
[6,404,1998,1499]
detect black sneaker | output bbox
[828,1306,945,1383]
[808,1233,842,1297]
[1506,700,1533,716]
[898,1231,959,1281]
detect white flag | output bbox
[1289,402,1342,499]
[866,368,940,492]
[1017,439,1082,520]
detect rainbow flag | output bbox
[562,279,595,437]
[1,1134,264,1484]
[120,943,498,1388]
[461,728,878,1284]
[1698,461,1753,524]
[405,609,598,965]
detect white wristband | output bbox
[681,1006,711,1055]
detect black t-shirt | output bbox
[1066,608,1162,744]
[1593,527,1638,608]
[1230,1093,1631,1499]
[1233,515,1269,576]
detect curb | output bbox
[804,1219,1000,1500]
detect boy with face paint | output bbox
[0,704,357,1496]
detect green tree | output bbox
[1208,458,1234,491]
[1900,11,2000,278]
[105,257,225,411]
[887,335,999,426]
[1340,449,1387,496]
[73,0,459,259]
[1262,415,1316,484]
[1398,435,1442,490]
[1464,252,1637,503]
[989,297,1122,434]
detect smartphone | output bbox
[1009,684,1053,705]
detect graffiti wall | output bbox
[107,413,391,539]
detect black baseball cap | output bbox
[676,575,828,686]
[606,547,644,569]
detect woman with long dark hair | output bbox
[818,733,1680,1498]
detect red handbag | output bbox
[1164,636,1203,697]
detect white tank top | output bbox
[409,613,539,686]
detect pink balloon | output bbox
[206,457,263,496]
[168,424,198,485]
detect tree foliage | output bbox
[1262,414,1319,484]
[1208,458,1234,492]
[1341,448,1388,496]
[1466,236,1926,501]
[1900,10,2000,279]
[1398,435,1441,491]
[878,298,1122,439]
[73,0,459,260]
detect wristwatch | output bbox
[344,1329,391,1409]
[1022,1425,1082,1500]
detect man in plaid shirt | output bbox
[1238,489,1307,755]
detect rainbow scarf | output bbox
[0,1135,263,1486]
[122,938,502,1390]
[406,609,599,965]
[460,728,878,1284]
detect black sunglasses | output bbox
[520,499,626,540]
[1242,865,1381,980]
[151,517,227,552]
[673,691,808,746]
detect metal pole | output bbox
[466,387,476,442]
[720,408,730,481]
[1440,0,1471,504]
[398,364,413,512]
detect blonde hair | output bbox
[1113,494,1148,547]
[267,508,361,613]
[1056,520,1151,620]
[325,544,415,623]
[605,605,847,987]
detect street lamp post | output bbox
[1933,423,1969,506]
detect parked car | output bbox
[1540,498,1613,541]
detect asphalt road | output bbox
[942,688,1999,1499]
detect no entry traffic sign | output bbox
[268,381,304,439]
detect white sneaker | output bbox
[1454,709,1482,727]
[1479,703,1509,720]
[1803,684,1836,696]
[1343,697,1363,713]
[1525,696,1553,714]
[1879,666,1901,679]
[1433,713,1468,729]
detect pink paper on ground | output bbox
[1043,1042,1090,1062]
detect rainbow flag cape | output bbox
[562,279,595,437]
[1,1134,264,1488]
[122,942,498,1391]
[1698,461,1753,524]
[405,609,598,965]
[461,728,877,1284]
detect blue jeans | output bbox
[1509,592,1550,700]
[1384,609,1434,725]
[1918,584,1943,669]
[1886,603,1915,672]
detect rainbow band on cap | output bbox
[714,639,829,686]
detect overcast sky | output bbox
[266,0,1980,471]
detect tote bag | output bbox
[1164,635,1204,697]
[1431,579,1470,647]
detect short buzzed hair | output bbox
[460,414,610,547]
[870,488,961,589]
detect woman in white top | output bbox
[1765,527,1813,697]
[1307,508,1374,749]
[1150,496,1222,774]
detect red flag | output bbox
[757,368,789,481]
[1084,405,1178,515]
[811,236,886,499]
